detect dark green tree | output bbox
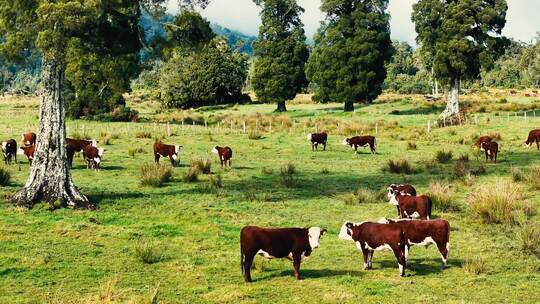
[412,0,509,120]
[306,0,393,112]
[164,9,215,53]
[251,0,309,112]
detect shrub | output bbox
[280,163,298,188]
[463,253,487,275]
[248,130,263,140]
[0,166,11,186]
[518,222,540,257]
[426,182,460,212]
[192,159,212,174]
[435,150,453,163]
[139,163,173,187]
[468,180,533,225]
[406,142,417,150]
[384,159,415,175]
[511,167,526,182]
[183,165,201,183]
[453,160,471,178]
[134,241,164,264]
[343,188,385,205]
[527,165,540,190]
[136,131,152,139]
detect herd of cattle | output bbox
[1,127,540,282]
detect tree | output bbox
[0,0,208,209]
[306,0,393,112]
[251,0,309,112]
[413,0,509,120]
[164,9,215,53]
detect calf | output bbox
[21,132,36,146]
[474,136,492,149]
[307,132,327,151]
[481,141,498,163]
[83,145,105,171]
[66,138,97,167]
[383,219,450,268]
[240,226,326,282]
[342,135,377,154]
[389,192,432,220]
[525,129,540,150]
[20,145,35,165]
[509,90,517,96]
[339,221,407,276]
[387,184,417,217]
[154,142,181,166]
[525,93,532,97]
[212,146,233,167]
[1,139,17,165]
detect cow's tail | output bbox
[240,243,245,275]
[427,197,433,220]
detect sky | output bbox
[168,0,540,45]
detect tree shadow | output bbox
[390,106,445,115]
[99,165,126,171]
[87,191,145,205]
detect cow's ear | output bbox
[346,222,353,229]
[321,229,327,236]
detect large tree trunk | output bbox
[12,58,93,209]
[275,101,287,112]
[344,101,354,112]
[431,67,439,96]
[440,77,460,119]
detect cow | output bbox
[533,90,539,94]
[307,132,327,151]
[509,90,517,96]
[154,141,181,166]
[387,184,417,217]
[20,145,35,165]
[481,141,498,163]
[525,93,532,97]
[342,135,377,154]
[83,145,105,171]
[212,146,233,167]
[389,192,432,220]
[339,221,407,277]
[21,132,36,146]
[240,226,326,282]
[1,139,17,165]
[66,138,97,167]
[382,218,450,268]
[525,129,540,150]
[474,136,492,149]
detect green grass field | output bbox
[1,92,539,303]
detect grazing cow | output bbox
[525,129,540,150]
[481,141,498,163]
[525,93,532,97]
[66,138,97,167]
[342,135,377,154]
[21,132,36,146]
[307,132,327,151]
[240,226,326,282]
[383,218,450,268]
[20,145,35,165]
[474,136,492,149]
[387,184,417,217]
[339,221,407,276]
[83,145,105,171]
[1,139,17,165]
[212,146,233,167]
[154,141,181,166]
[389,192,432,220]
[509,90,517,96]
[533,90,538,94]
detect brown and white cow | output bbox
[66,138,97,167]
[389,192,432,220]
[212,146,233,167]
[1,139,17,165]
[474,136,492,149]
[481,141,498,163]
[387,184,417,216]
[21,132,36,146]
[307,132,327,151]
[20,145,35,165]
[339,221,407,276]
[240,226,326,282]
[509,90,517,96]
[382,218,451,268]
[83,145,106,171]
[525,129,540,151]
[342,136,377,154]
[154,141,181,166]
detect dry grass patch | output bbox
[342,187,386,205]
[139,163,173,187]
[426,182,460,212]
[517,222,540,257]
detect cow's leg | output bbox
[292,254,302,280]
[354,145,358,151]
[154,153,160,164]
[169,156,175,167]
[396,206,401,217]
[228,159,232,167]
[323,142,326,151]
[438,242,449,268]
[536,140,539,151]
[368,250,374,269]
[243,252,255,283]
[361,247,370,270]
[393,248,406,277]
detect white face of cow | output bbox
[1,142,6,152]
[308,227,326,249]
[172,153,178,160]
[338,222,354,241]
[307,133,312,141]
[389,194,399,206]
[91,139,98,147]
[97,148,105,158]
[342,138,349,146]
[175,145,180,154]
[211,147,219,154]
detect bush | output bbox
[280,163,298,188]
[512,167,526,182]
[134,241,164,264]
[426,182,460,212]
[406,142,417,150]
[384,159,415,174]
[518,222,540,257]
[453,160,471,178]
[468,180,533,225]
[435,150,453,163]
[343,188,385,205]
[527,165,540,190]
[248,130,263,140]
[184,165,201,183]
[139,163,173,187]
[463,252,487,275]
[93,106,139,122]
[191,159,212,174]
[0,166,11,186]
[136,131,152,139]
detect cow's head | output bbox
[388,191,400,205]
[525,141,532,149]
[98,148,106,157]
[308,227,326,249]
[1,142,7,152]
[173,145,181,160]
[338,221,355,241]
[91,139,98,147]
[212,146,219,154]
[19,146,34,158]
[342,138,350,146]
[480,142,487,151]
[387,184,397,198]
[307,133,312,141]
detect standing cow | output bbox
[240,226,326,282]
[525,129,540,151]
[153,141,181,166]
[20,145,35,165]
[339,221,407,276]
[83,145,105,171]
[342,136,377,154]
[66,138,97,168]
[387,184,417,216]
[389,192,432,220]
[307,132,327,151]
[481,141,498,163]
[474,136,492,149]
[21,132,36,146]
[1,139,17,165]
[212,146,233,167]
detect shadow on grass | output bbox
[87,191,145,205]
[390,106,445,115]
[253,268,363,282]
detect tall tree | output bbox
[306,0,393,112]
[251,0,309,112]
[413,0,509,120]
[0,0,208,209]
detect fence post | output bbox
[269,120,272,133]
[515,112,518,120]
[182,120,184,130]
[167,122,171,137]
[474,115,478,125]
[427,120,431,133]
[205,120,207,129]
[230,121,233,131]
[316,124,319,133]
[243,121,246,133]
[256,120,259,131]
[525,112,527,121]
[375,122,378,135]
[303,122,306,135]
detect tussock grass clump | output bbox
[0,166,11,186]
[128,147,136,158]
[280,163,298,188]
[463,253,487,275]
[511,167,526,182]
[457,153,469,162]
[426,182,460,212]
[101,134,112,145]
[139,163,173,187]
[518,222,540,257]
[320,168,330,174]
[384,159,415,175]
[183,166,201,182]
[208,173,223,189]
[527,165,540,190]
[406,142,417,150]
[136,131,152,139]
[191,159,211,174]
[343,188,385,205]
[435,149,453,163]
[248,130,263,140]
[453,160,470,178]
[70,131,90,140]
[261,167,274,175]
[134,241,164,264]
[468,180,533,225]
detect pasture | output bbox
[1,91,540,303]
